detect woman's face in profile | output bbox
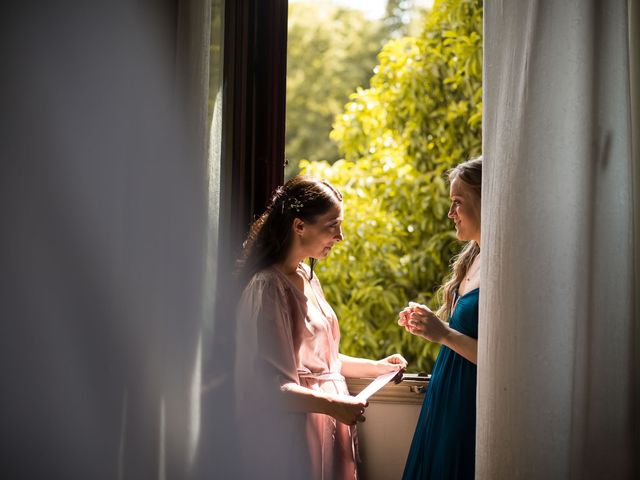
[448,177,480,242]
[299,202,344,260]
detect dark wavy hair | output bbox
[236,175,343,284]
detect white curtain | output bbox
[0,1,217,478]
[479,0,639,478]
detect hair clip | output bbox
[289,197,304,213]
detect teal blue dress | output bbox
[402,288,479,480]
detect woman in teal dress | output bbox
[398,157,482,480]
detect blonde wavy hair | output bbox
[436,157,482,320]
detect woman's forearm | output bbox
[280,382,334,414]
[279,382,367,425]
[339,354,381,378]
[442,329,478,364]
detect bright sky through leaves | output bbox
[289,0,434,20]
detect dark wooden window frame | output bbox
[211,0,288,346]
[221,0,288,252]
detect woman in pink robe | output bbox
[234,176,407,480]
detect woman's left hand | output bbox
[376,354,408,383]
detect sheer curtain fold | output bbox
[0,1,217,478]
[479,1,638,478]
[158,0,214,477]
[630,0,640,471]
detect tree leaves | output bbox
[285,4,387,177]
[301,0,482,373]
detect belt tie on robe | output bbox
[298,371,345,382]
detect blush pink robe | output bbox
[235,263,358,480]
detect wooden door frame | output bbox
[221,0,288,252]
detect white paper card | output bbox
[354,369,400,402]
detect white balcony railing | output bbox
[347,374,429,480]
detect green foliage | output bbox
[383,0,414,38]
[285,4,385,177]
[301,0,482,373]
